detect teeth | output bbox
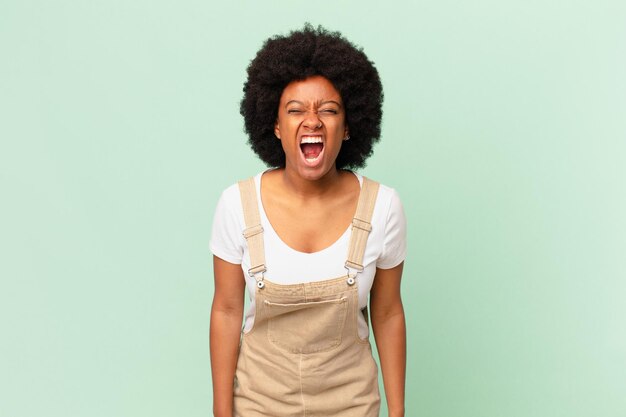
[300,136,322,144]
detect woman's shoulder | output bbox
[352,172,403,207]
[353,175,406,268]
[216,181,242,209]
[376,184,404,227]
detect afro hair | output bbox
[240,24,383,170]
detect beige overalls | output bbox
[234,177,381,417]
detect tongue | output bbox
[301,143,323,159]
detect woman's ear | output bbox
[274,120,281,139]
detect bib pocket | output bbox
[265,297,348,354]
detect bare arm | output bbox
[210,256,246,417]
[370,262,406,417]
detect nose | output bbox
[303,111,322,130]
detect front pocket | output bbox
[265,298,348,354]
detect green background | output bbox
[1,0,625,416]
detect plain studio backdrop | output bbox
[1,1,625,416]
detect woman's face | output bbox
[274,75,348,181]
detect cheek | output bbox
[277,133,293,155]
[277,118,300,136]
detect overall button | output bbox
[347,277,355,286]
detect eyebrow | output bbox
[285,100,343,107]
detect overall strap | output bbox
[345,177,380,272]
[238,177,266,279]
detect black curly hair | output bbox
[240,24,383,170]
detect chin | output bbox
[296,164,337,182]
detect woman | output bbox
[210,25,406,417]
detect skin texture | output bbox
[210,257,244,417]
[210,76,406,417]
[274,75,349,184]
[371,262,406,417]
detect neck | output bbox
[280,167,341,198]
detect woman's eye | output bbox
[287,109,303,114]
[320,109,338,114]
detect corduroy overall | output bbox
[233,177,381,417]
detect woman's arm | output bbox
[210,256,246,417]
[370,262,406,417]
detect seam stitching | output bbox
[299,354,306,416]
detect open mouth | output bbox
[300,136,324,162]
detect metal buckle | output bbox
[248,267,266,289]
[344,266,358,286]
